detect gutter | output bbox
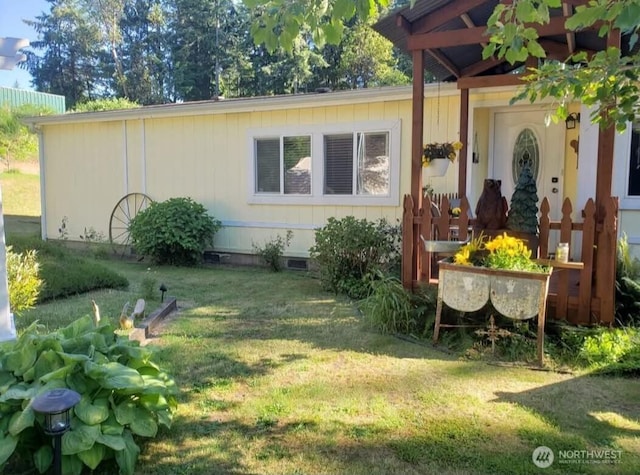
[22,83,466,126]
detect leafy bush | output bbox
[309,217,401,299]
[7,236,129,301]
[0,316,177,474]
[38,257,129,301]
[6,246,42,314]
[360,275,436,335]
[71,98,140,112]
[253,230,293,272]
[615,234,640,325]
[579,327,638,366]
[129,197,222,266]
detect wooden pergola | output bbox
[374,0,621,325]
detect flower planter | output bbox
[433,260,552,365]
[422,158,450,178]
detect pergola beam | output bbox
[408,15,596,50]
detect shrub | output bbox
[615,234,640,325]
[129,197,221,266]
[6,236,129,301]
[253,230,293,272]
[38,257,129,301]
[309,216,400,299]
[360,277,438,337]
[0,316,177,474]
[6,246,42,314]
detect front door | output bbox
[491,109,565,221]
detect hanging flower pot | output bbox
[422,157,450,177]
[422,141,462,178]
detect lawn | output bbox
[0,170,41,217]
[20,260,640,475]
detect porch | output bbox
[402,193,618,325]
[375,0,621,326]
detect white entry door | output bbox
[491,109,565,221]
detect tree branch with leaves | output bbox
[484,0,640,132]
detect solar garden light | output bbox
[159,283,168,302]
[32,388,81,475]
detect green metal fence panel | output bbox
[0,87,65,113]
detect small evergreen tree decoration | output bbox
[507,165,539,234]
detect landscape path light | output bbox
[32,388,81,475]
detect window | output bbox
[628,123,640,196]
[255,136,311,194]
[249,120,400,206]
[323,132,390,196]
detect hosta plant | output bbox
[0,316,177,475]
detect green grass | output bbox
[17,261,640,475]
[0,170,41,217]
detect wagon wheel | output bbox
[109,193,153,256]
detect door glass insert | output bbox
[512,128,540,182]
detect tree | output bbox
[337,20,409,89]
[24,0,106,108]
[484,0,640,131]
[87,0,129,97]
[70,97,140,112]
[243,0,392,53]
[119,0,171,104]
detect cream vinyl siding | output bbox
[39,98,418,257]
[37,84,597,258]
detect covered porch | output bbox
[375,0,620,325]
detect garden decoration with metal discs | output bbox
[433,233,552,366]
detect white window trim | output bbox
[614,122,640,210]
[247,120,401,206]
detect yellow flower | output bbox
[451,232,543,271]
[422,140,462,166]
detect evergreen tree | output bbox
[24,0,105,108]
[507,166,539,234]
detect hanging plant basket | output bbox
[422,158,450,177]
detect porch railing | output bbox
[402,194,619,325]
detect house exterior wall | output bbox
[36,84,619,259]
[613,124,640,259]
[39,93,425,257]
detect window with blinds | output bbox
[249,119,399,205]
[255,136,311,194]
[324,132,390,196]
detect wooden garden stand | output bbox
[433,259,583,366]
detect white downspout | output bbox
[37,127,47,240]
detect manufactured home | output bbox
[25,84,638,256]
[25,0,639,326]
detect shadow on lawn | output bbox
[494,374,640,450]
[172,296,457,362]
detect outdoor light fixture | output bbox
[565,112,580,130]
[32,388,81,475]
[159,283,168,302]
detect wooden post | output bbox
[595,197,618,324]
[411,49,425,283]
[578,199,596,322]
[402,195,415,289]
[458,88,469,197]
[595,29,620,214]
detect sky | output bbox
[0,0,49,89]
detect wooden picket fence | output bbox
[402,193,619,325]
